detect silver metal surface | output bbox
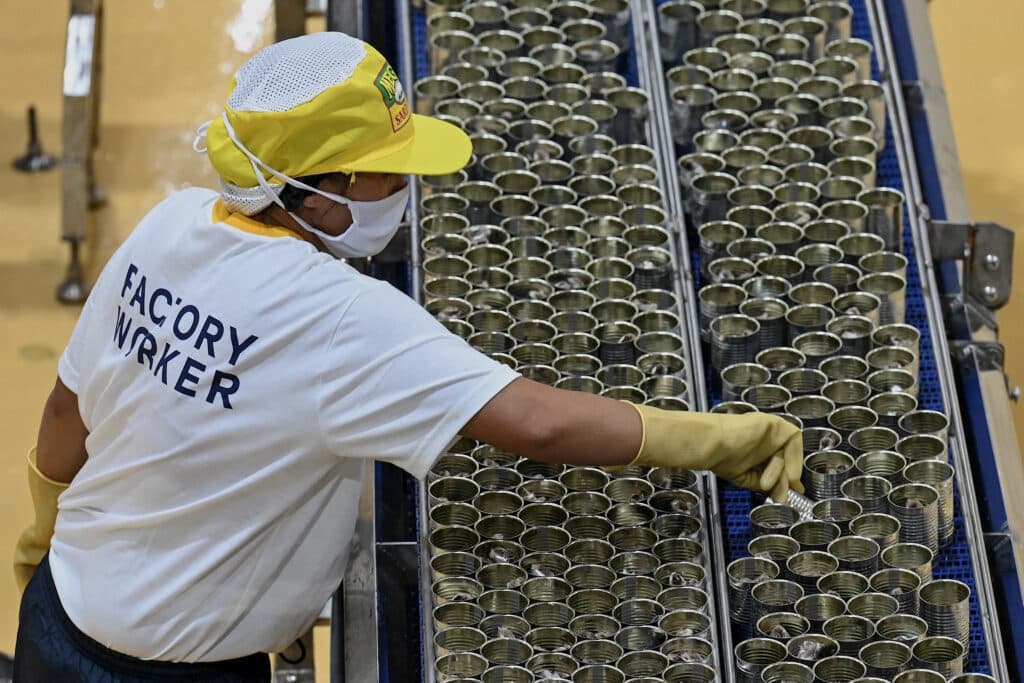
[410,3,727,679]
[325,0,364,35]
[342,462,380,681]
[918,579,971,651]
[60,0,104,308]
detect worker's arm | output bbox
[15,378,88,592]
[461,377,804,501]
[460,378,643,468]
[36,377,89,483]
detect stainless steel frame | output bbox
[629,3,728,679]
[399,0,424,314]
[59,0,104,304]
[330,4,385,680]
[276,0,365,40]
[341,462,381,681]
[61,0,102,244]
[864,1,1010,678]
[398,0,432,679]
[348,2,1013,679]
[325,0,365,37]
[634,2,734,680]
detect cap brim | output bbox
[343,114,472,176]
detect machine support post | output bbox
[59,0,105,304]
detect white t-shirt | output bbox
[51,188,518,662]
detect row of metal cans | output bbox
[414,1,722,682]
[650,0,990,681]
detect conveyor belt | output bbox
[391,0,1008,680]
[647,0,996,677]
[405,3,724,681]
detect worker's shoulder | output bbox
[322,269,426,320]
[149,187,219,215]
[130,187,219,233]
[316,266,401,303]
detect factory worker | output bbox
[13,32,802,682]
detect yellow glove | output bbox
[624,404,804,503]
[14,448,68,593]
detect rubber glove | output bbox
[14,448,68,593]
[623,404,804,503]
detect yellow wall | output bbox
[930,0,1024,442]
[0,0,1020,673]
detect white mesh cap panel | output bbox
[219,177,284,216]
[227,32,368,113]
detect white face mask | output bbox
[212,114,410,259]
[287,182,410,259]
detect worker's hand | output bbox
[624,404,804,503]
[14,448,68,593]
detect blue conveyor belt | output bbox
[658,0,990,671]
[409,0,992,674]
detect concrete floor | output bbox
[0,0,1020,675]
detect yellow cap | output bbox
[205,32,471,187]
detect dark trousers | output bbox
[14,555,271,682]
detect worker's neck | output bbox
[252,205,327,252]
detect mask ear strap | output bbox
[192,120,212,154]
[221,113,295,212]
[220,113,352,211]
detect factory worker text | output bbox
[115,263,258,408]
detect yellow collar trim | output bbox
[212,200,310,243]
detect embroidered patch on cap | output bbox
[374,63,411,133]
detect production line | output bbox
[296,0,1024,681]
[410,3,723,681]
[10,0,1019,680]
[34,0,1016,681]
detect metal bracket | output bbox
[986,531,1020,576]
[928,220,1014,309]
[940,293,998,338]
[902,79,925,112]
[59,0,105,305]
[273,630,315,679]
[950,339,1006,373]
[275,0,365,61]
